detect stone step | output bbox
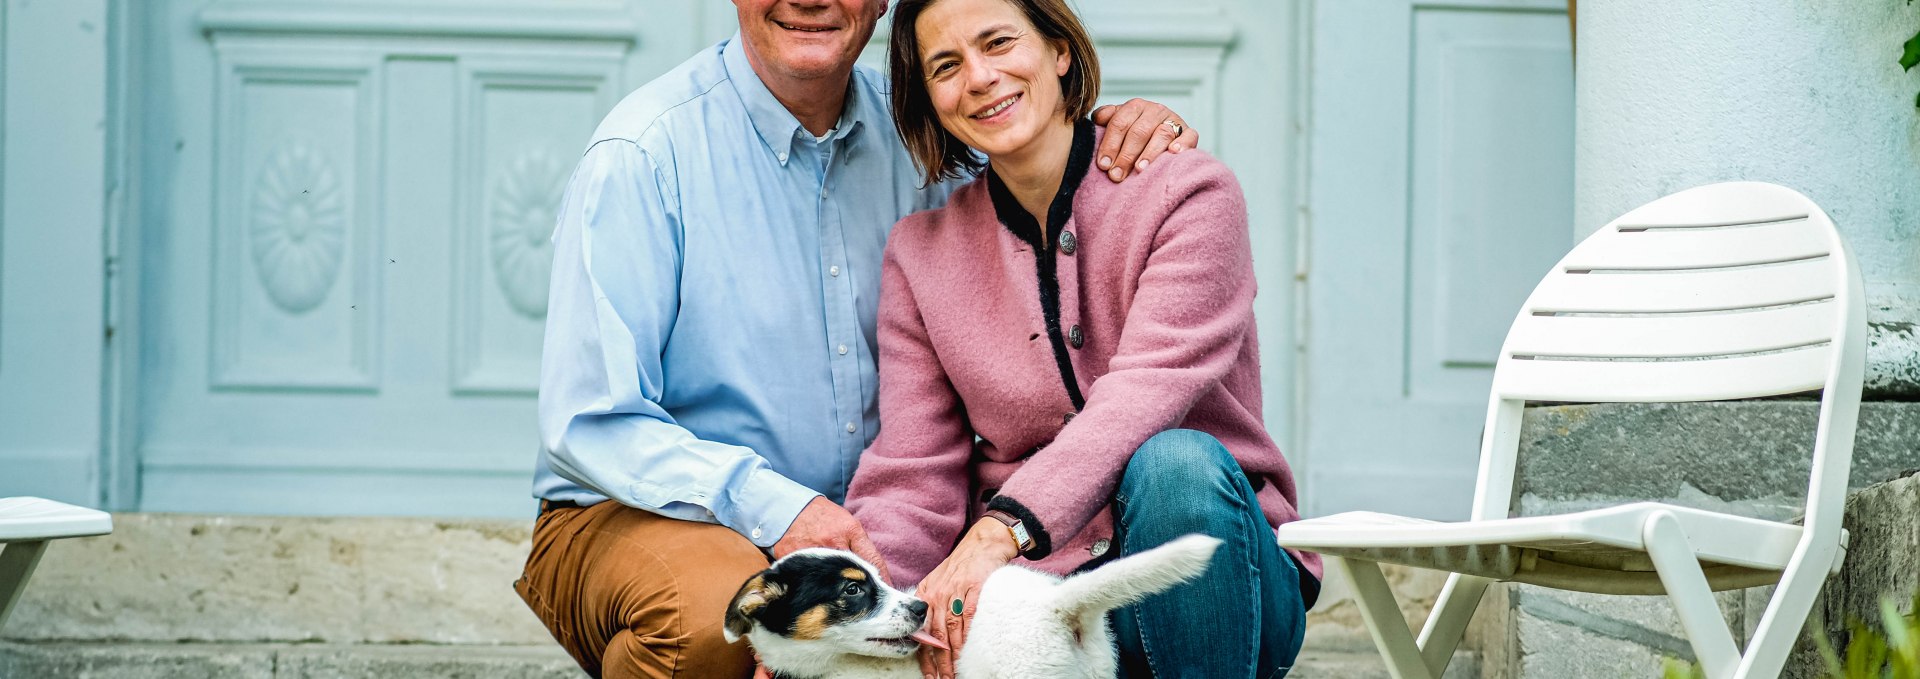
[0,642,1472,679]
[0,642,580,679]
[1291,649,1480,679]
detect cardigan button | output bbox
[1068,325,1084,348]
[1057,229,1077,255]
[1062,412,1076,426]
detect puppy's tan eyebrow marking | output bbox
[793,605,831,640]
[842,568,867,581]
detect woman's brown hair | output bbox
[888,0,1101,186]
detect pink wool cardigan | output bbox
[845,125,1321,588]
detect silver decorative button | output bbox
[1090,538,1110,557]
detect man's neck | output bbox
[740,43,851,138]
[993,119,1079,235]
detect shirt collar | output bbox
[987,119,1096,248]
[722,34,873,166]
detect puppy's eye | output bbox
[842,581,865,597]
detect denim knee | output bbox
[1117,429,1245,512]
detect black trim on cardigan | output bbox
[985,119,1095,412]
[983,494,1053,561]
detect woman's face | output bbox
[915,0,1071,160]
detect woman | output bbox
[843,0,1321,677]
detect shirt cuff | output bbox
[724,469,821,549]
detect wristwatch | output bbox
[982,509,1034,554]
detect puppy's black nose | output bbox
[907,599,929,618]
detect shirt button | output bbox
[777,152,787,162]
[1058,230,1078,255]
[846,422,857,433]
[829,265,841,277]
[1068,325,1084,348]
[837,344,849,355]
[751,527,763,540]
[1090,538,1111,558]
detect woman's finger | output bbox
[954,585,981,661]
[917,645,938,679]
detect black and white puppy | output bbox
[724,535,1222,679]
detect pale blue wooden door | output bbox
[0,0,110,506]
[131,0,700,517]
[1304,0,1573,520]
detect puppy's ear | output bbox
[724,572,783,643]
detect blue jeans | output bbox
[1106,429,1308,679]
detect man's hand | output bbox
[1091,98,1200,183]
[772,496,891,582]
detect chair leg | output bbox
[1330,556,1435,679]
[1734,542,1839,679]
[1417,573,1490,677]
[1643,512,1740,679]
[0,540,49,629]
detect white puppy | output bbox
[724,534,1222,679]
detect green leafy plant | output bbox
[1906,0,1920,108]
[1660,593,1920,678]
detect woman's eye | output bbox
[988,37,1012,49]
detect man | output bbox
[515,1,1198,677]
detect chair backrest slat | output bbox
[1526,257,1837,314]
[1506,300,1836,359]
[1558,218,1828,271]
[1496,343,1831,402]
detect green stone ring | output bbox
[950,598,965,616]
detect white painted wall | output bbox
[1576,0,1920,393]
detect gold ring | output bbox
[950,597,965,616]
[1163,119,1184,137]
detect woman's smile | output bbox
[970,93,1022,122]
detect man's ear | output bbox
[724,572,782,643]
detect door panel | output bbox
[1306,0,1572,520]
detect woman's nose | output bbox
[964,60,998,92]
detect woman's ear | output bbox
[1054,41,1071,77]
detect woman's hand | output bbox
[914,518,1021,679]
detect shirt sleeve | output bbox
[539,139,819,548]
[844,238,976,586]
[987,156,1256,559]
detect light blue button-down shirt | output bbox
[533,36,952,547]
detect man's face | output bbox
[734,0,888,84]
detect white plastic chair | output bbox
[1277,182,1866,679]
[0,497,113,628]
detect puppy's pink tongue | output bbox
[910,629,949,650]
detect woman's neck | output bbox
[991,118,1078,237]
